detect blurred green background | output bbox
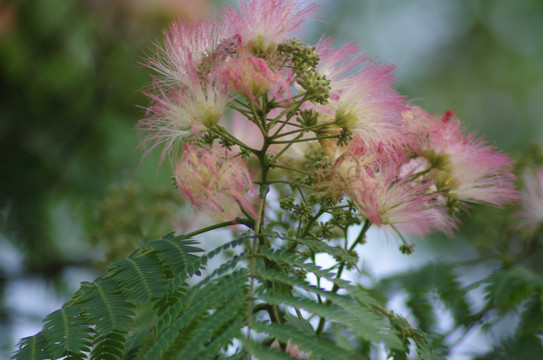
[1,0,542,358]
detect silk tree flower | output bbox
[223,0,318,53]
[315,37,368,93]
[220,55,290,102]
[407,107,518,207]
[310,39,406,159]
[146,18,232,88]
[332,62,405,144]
[317,144,455,237]
[518,168,543,233]
[138,74,231,163]
[139,18,235,163]
[175,143,259,221]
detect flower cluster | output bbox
[138,0,517,235]
[175,142,259,221]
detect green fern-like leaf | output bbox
[145,235,204,277]
[255,266,403,350]
[260,248,379,307]
[283,312,314,335]
[194,317,244,359]
[517,293,543,337]
[200,235,246,263]
[90,331,126,360]
[391,315,444,360]
[484,266,542,312]
[42,306,93,359]
[175,296,245,359]
[197,252,247,288]
[296,237,358,266]
[12,333,48,360]
[109,254,168,303]
[140,270,248,360]
[79,277,136,334]
[377,263,472,332]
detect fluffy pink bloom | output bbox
[139,19,235,163]
[223,0,318,52]
[518,168,543,232]
[220,55,290,102]
[139,77,230,163]
[318,144,454,236]
[309,38,407,159]
[315,37,369,93]
[146,18,232,87]
[175,143,258,221]
[332,63,405,143]
[407,107,518,207]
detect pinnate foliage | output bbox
[13,232,444,359]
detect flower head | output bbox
[147,18,232,88]
[220,55,290,102]
[139,18,235,163]
[408,108,518,207]
[310,39,406,158]
[317,144,455,237]
[356,159,451,236]
[332,62,405,143]
[315,38,368,92]
[175,143,258,221]
[223,0,318,53]
[138,76,230,163]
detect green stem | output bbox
[297,206,326,239]
[210,127,259,154]
[179,219,254,239]
[269,132,305,164]
[270,135,338,144]
[271,120,338,140]
[246,103,274,347]
[268,94,308,132]
[255,179,313,190]
[270,163,312,176]
[227,102,253,118]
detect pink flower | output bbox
[518,168,543,233]
[139,78,230,163]
[332,62,405,145]
[407,107,518,207]
[146,19,232,88]
[175,143,258,221]
[223,0,318,53]
[139,19,235,163]
[315,37,369,93]
[351,155,452,236]
[309,38,406,159]
[220,55,290,102]
[317,143,455,237]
